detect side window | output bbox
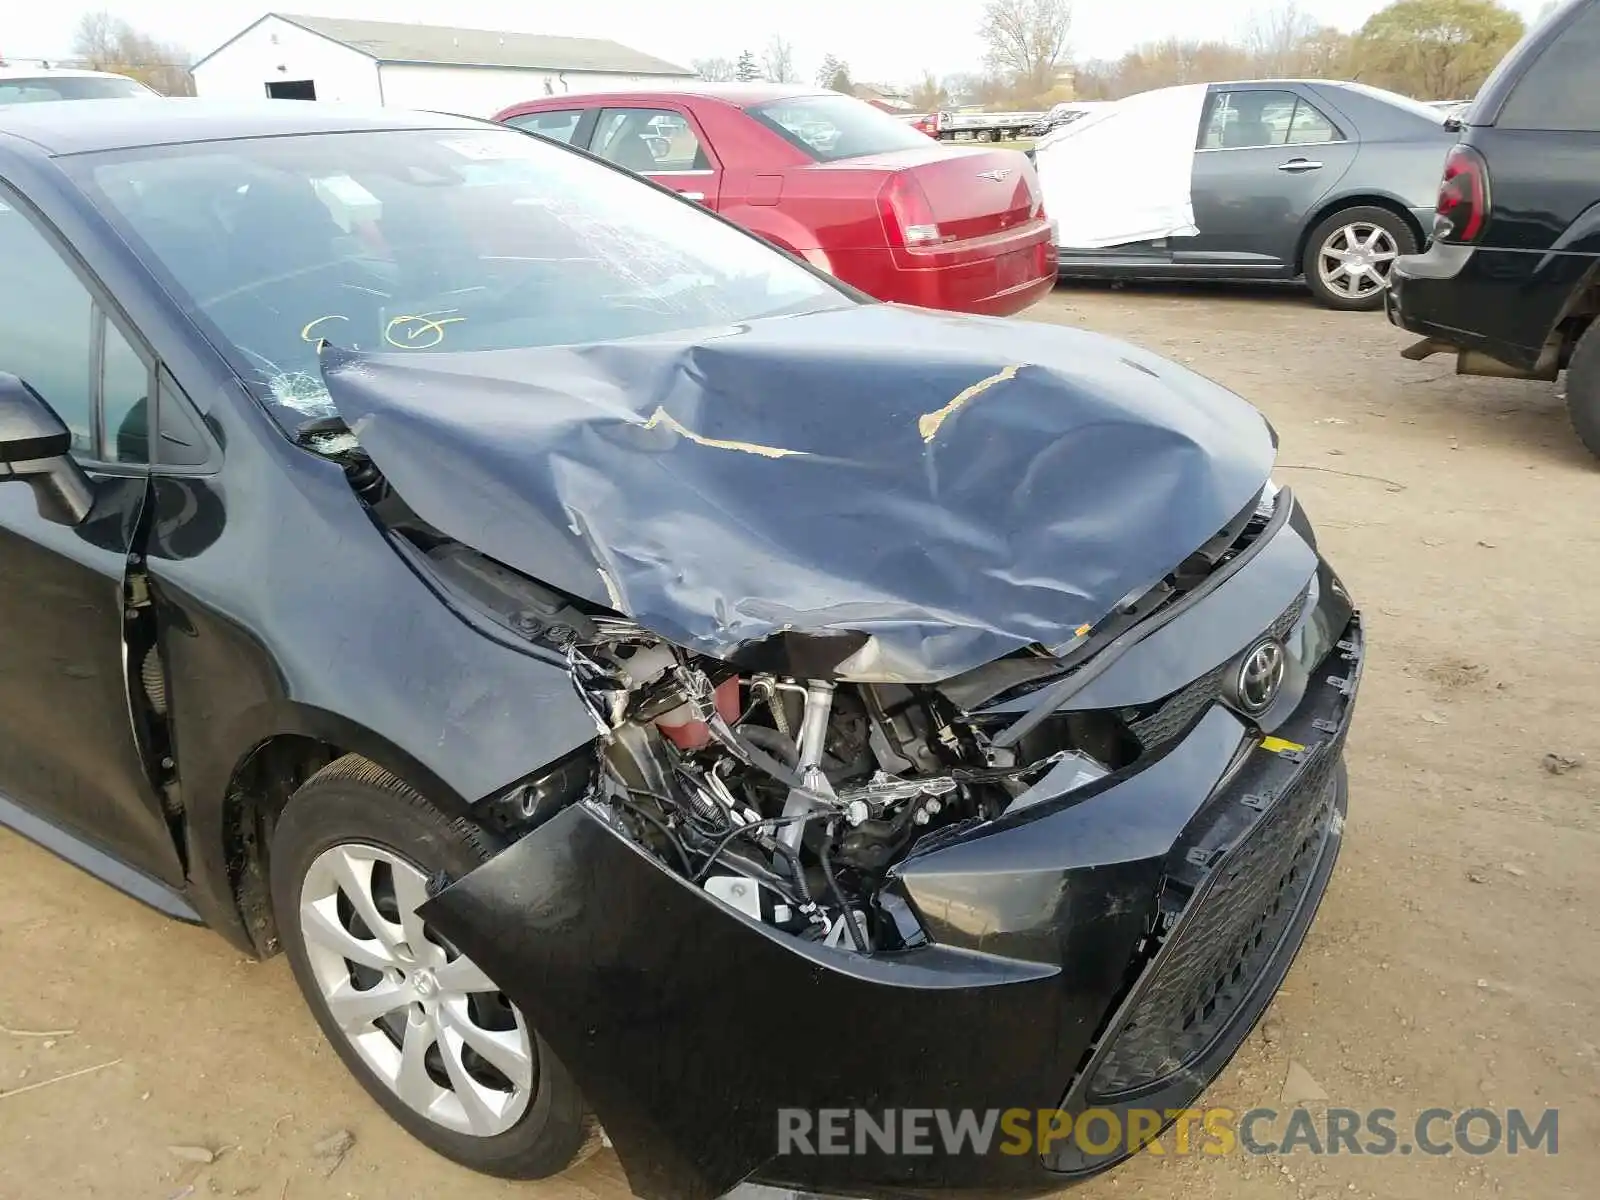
[1286,99,1340,145]
[101,318,153,464]
[1199,90,1309,150]
[592,108,709,173]
[504,109,584,144]
[1499,3,1600,131]
[0,197,94,453]
[0,190,153,464]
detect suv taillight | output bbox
[878,173,948,248]
[1435,144,1491,244]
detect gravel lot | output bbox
[2,282,1595,1200]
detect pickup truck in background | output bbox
[906,109,1047,142]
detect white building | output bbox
[191,13,694,118]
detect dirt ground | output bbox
[2,282,1596,1200]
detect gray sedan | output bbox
[1054,81,1458,310]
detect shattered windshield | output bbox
[74,127,851,425]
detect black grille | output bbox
[1127,586,1309,753]
[1085,742,1340,1099]
[1127,663,1227,750]
[1266,584,1310,643]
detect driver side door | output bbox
[0,182,184,887]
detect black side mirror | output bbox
[0,373,95,525]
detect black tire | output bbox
[1565,320,1600,460]
[1301,205,1418,312]
[269,754,597,1178]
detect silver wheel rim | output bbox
[1317,221,1399,299]
[299,844,534,1137]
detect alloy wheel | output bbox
[1316,222,1399,301]
[298,844,535,1137]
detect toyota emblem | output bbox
[1236,638,1286,715]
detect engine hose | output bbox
[718,723,837,806]
[820,822,869,954]
[735,724,799,767]
[771,840,815,906]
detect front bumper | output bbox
[420,538,1363,1200]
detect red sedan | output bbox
[494,85,1057,316]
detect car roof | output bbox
[516,82,830,108]
[0,98,483,155]
[0,66,137,80]
[1203,78,1350,89]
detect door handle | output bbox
[1277,159,1323,172]
[677,190,706,201]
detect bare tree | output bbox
[1244,1,1320,75]
[72,10,122,65]
[692,56,737,82]
[979,0,1072,104]
[1070,59,1119,100]
[1084,38,1257,97]
[71,10,193,95]
[909,71,949,111]
[939,72,991,106]
[1070,0,1517,100]
[762,35,797,84]
[816,54,852,92]
[1295,25,1356,77]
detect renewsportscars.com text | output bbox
[777,1106,1559,1158]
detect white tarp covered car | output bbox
[1033,85,1208,248]
[1032,80,1457,310]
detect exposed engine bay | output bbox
[309,312,1293,958]
[565,620,1126,954]
[325,432,1278,958]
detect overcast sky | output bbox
[4,1,1552,84]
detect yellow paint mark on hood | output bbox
[918,364,1023,443]
[596,567,625,610]
[641,406,807,459]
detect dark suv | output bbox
[1386,0,1600,456]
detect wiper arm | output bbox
[294,414,352,447]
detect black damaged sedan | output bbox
[0,101,1362,1199]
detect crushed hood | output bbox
[319,303,1274,682]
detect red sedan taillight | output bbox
[1434,144,1491,244]
[878,173,950,248]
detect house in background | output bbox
[191,13,693,118]
[851,82,914,112]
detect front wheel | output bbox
[1302,207,1417,311]
[269,755,596,1178]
